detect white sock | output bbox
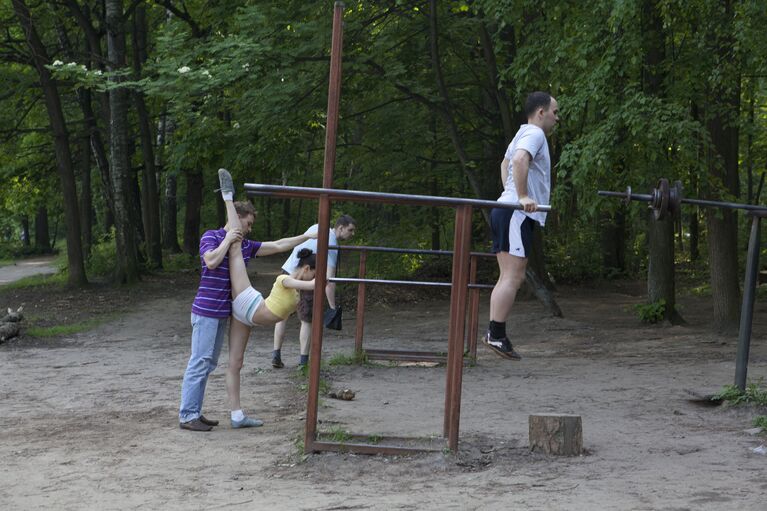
[231,409,245,421]
[222,192,233,201]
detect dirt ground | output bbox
[1,254,766,510]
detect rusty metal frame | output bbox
[244,1,545,455]
[328,244,495,362]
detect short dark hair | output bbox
[297,248,316,269]
[234,201,256,218]
[524,92,553,118]
[335,214,356,228]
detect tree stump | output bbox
[529,413,583,456]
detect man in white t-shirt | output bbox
[484,91,559,361]
[272,214,356,367]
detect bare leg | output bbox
[226,318,251,412]
[273,319,287,350]
[299,320,312,356]
[228,242,251,299]
[489,252,528,322]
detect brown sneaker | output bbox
[199,415,219,426]
[179,418,213,432]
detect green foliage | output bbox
[26,317,110,338]
[320,426,352,444]
[327,351,369,366]
[635,299,666,324]
[753,416,767,430]
[713,380,767,406]
[85,234,118,278]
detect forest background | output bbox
[1,0,766,330]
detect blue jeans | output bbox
[179,313,227,423]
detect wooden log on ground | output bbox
[529,413,583,456]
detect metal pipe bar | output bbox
[444,205,472,449]
[735,214,761,391]
[365,349,447,363]
[332,277,450,287]
[598,190,767,213]
[322,0,344,189]
[330,277,492,289]
[467,255,480,360]
[354,250,367,355]
[247,183,552,212]
[310,440,443,456]
[329,244,496,258]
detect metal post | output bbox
[466,255,480,360]
[443,205,472,449]
[322,1,345,189]
[305,194,332,452]
[354,250,367,355]
[306,1,344,452]
[735,214,762,391]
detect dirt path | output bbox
[1,257,766,510]
[0,256,58,285]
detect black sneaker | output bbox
[272,356,284,369]
[483,331,522,360]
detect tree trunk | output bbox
[600,211,625,273]
[34,206,50,253]
[183,169,203,255]
[105,0,141,283]
[79,126,93,257]
[12,0,87,286]
[64,0,115,232]
[704,1,741,330]
[647,211,683,323]
[20,216,30,247]
[162,170,181,252]
[132,4,162,269]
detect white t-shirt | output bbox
[498,124,550,226]
[281,224,338,273]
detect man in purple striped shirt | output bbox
[179,201,313,432]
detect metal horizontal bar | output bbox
[329,245,496,258]
[331,277,451,287]
[329,277,493,289]
[246,183,552,211]
[365,349,447,362]
[598,190,767,213]
[310,439,443,455]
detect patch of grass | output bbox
[321,426,352,443]
[713,380,767,406]
[753,416,767,430]
[635,299,666,323]
[327,351,369,366]
[1,272,65,290]
[26,317,109,337]
[367,434,382,445]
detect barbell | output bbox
[598,178,767,220]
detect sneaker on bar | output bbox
[483,331,522,361]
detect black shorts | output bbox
[491,208,537,257]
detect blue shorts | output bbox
[491,208,537,258]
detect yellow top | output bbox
[264,275,299,320]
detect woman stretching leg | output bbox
[218,168,317,428]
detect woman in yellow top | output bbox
[262,248,316,320]
[217,169,317,327]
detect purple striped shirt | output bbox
[191,229,262,318]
